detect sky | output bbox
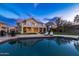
[0,3,79,25]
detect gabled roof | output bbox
[45,21,57,26]
[0,21,7,25]
[23,17,44,24]
[17,18,24,23]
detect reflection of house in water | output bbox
[17,17,47,34]
[55,38,71,45]
[74,41,79,51]
[9,39,43,48]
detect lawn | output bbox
[54,32,79,35]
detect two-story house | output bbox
[17,18,47,34]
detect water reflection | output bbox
[0,37,79,56]
[8,38,76,48]
[9,39,43,48]
[54,37,72,45]
[74,40,79,51]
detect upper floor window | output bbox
[27,22,33,26]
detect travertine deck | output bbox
[54,35,79,39]
[0,34,79,43]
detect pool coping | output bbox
[0,34,79,43]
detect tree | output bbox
[74,15,79,23]
[55,17,64,32]
[55,17,72,32]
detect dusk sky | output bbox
[0,3,79,25]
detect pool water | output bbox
[0,37,79,56]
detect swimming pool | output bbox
[0,37,79,56]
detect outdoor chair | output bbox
[50,32,53,36]
[44,32,49,36]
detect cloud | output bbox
[41,4,79,22]
[34,3,39,8]
[0,9,19,19]
[0,4,20,17]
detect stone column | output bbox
[21,23,24,34]
[36,27,40,33]
[5,27,7,33]
[42,28,43,33]
[31,27,33,33]
[45,27,47,33]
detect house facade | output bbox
[17,18,47,34]
[0,22,8,32]
[45,21,57,32]
[8,26,17,33]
